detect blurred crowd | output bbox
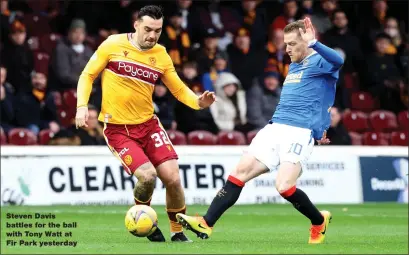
[0,0,408,146]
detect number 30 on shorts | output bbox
[287,143,303,155]
[151,131,171,148]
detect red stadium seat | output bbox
[187,130,217,145]
[57,110,75,128]
[52,91,63,109]
[362,132,389,146]
[27,36,40,51]
[369,110,398,132]
[342,111,369,133]
[38,129,55,145]
[8,128,38,145]
[247,129,259,144]
[166,130,187,145]
[348,132,362,145]
[397,111,408,131]
[62,89,78,114]
[343,72,360,90]
[33,52,50,75]
[1,128,7,145]
[40,33,61,55]
[390,131,408,146]
[350,92,377,113]
[22,14,51,36]
[218,131,246,145]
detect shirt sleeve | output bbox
[161,53,201,110]
[76,38,111,108]
[309,40,344,70]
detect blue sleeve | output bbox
[310,41,344,70]
[201,73,215,92]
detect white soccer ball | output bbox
[124,205,158,237]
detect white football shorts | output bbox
[247,123,314,172]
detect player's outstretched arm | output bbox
[162,66,215,110]
[75,38,110,128]
[300,18,344,69]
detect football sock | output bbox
[203,175,245,227]
[134,196,151,206]
[280,186,324,225]
[167,205,186,233]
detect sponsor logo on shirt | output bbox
[283,71,303,85]
[106,60,162,86]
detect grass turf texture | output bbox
[1,203,407,254]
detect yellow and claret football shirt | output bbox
[77,33,200,124]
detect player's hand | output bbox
[299,17,316,43]
[198,90,216,109]
[317,131,330,145]
[75,106,89,129]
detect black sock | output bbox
[281,187,324,225]
[203,175,244,227]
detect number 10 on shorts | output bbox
[151,131,171,148]
[288,143,303,155]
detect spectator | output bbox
[169,0,200,43]
[153,83,176,130]
[358,0,389,53]
[383,17,402,55]
[49,19,93,91]
[271,0,298,30]
[238,0,268,48]
[161,10,192,71]
[179,61,202,93]
[246,70,281,130]
[72,105,105,145]
[301,0,314,16]
[197,0,241,50]
[326,107,351,145]
[0,66,15,133]
[14,72,60,135]
[366,33,404,113]
[201,52,229,92]
[226,28,266,90]
[310,0,338,34]
[194,28,229,74]
[210,72,250,133]
[1,20,34,93]
[265,28,291,82]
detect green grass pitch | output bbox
[1,203,408,254]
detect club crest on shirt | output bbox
[123,51,129,57]
[149,57,156,66]
[302,59,309,66]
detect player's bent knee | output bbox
[162,175,181,188]
[135,163,157,184]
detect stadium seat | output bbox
[38,129,55,145]
[33,52,50,75]
[166,130,187,145]
[343,72,359,90]
[369,110,398,132]
[52,91,63,109]
[8,128,38,145]
[390,131,408,146]
[62,89,78,114]
[348,132,362,145]
[247,129,259,144]
[27,36,40,51]
[40,33,61,55]
[1,128,7,145]
[342,111,369,133]
[397,111,408,131]
[362,132,389,146]
[22,14,51,36]
[350,92,377,113]
[218,131,246,145]
[57,110,75,128]
[187,130,217,145]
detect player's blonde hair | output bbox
[283,20,306,34]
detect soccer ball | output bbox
[124,205,158,237]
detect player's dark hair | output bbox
[137,5,164,20]
[283,20,305,34]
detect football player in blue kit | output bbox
[176,18,344,244]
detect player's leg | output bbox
[177,125,275,239]
[103,124,165,242]
[276,129,331,244]
[155,159,191,242]
[146,118,191,242]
